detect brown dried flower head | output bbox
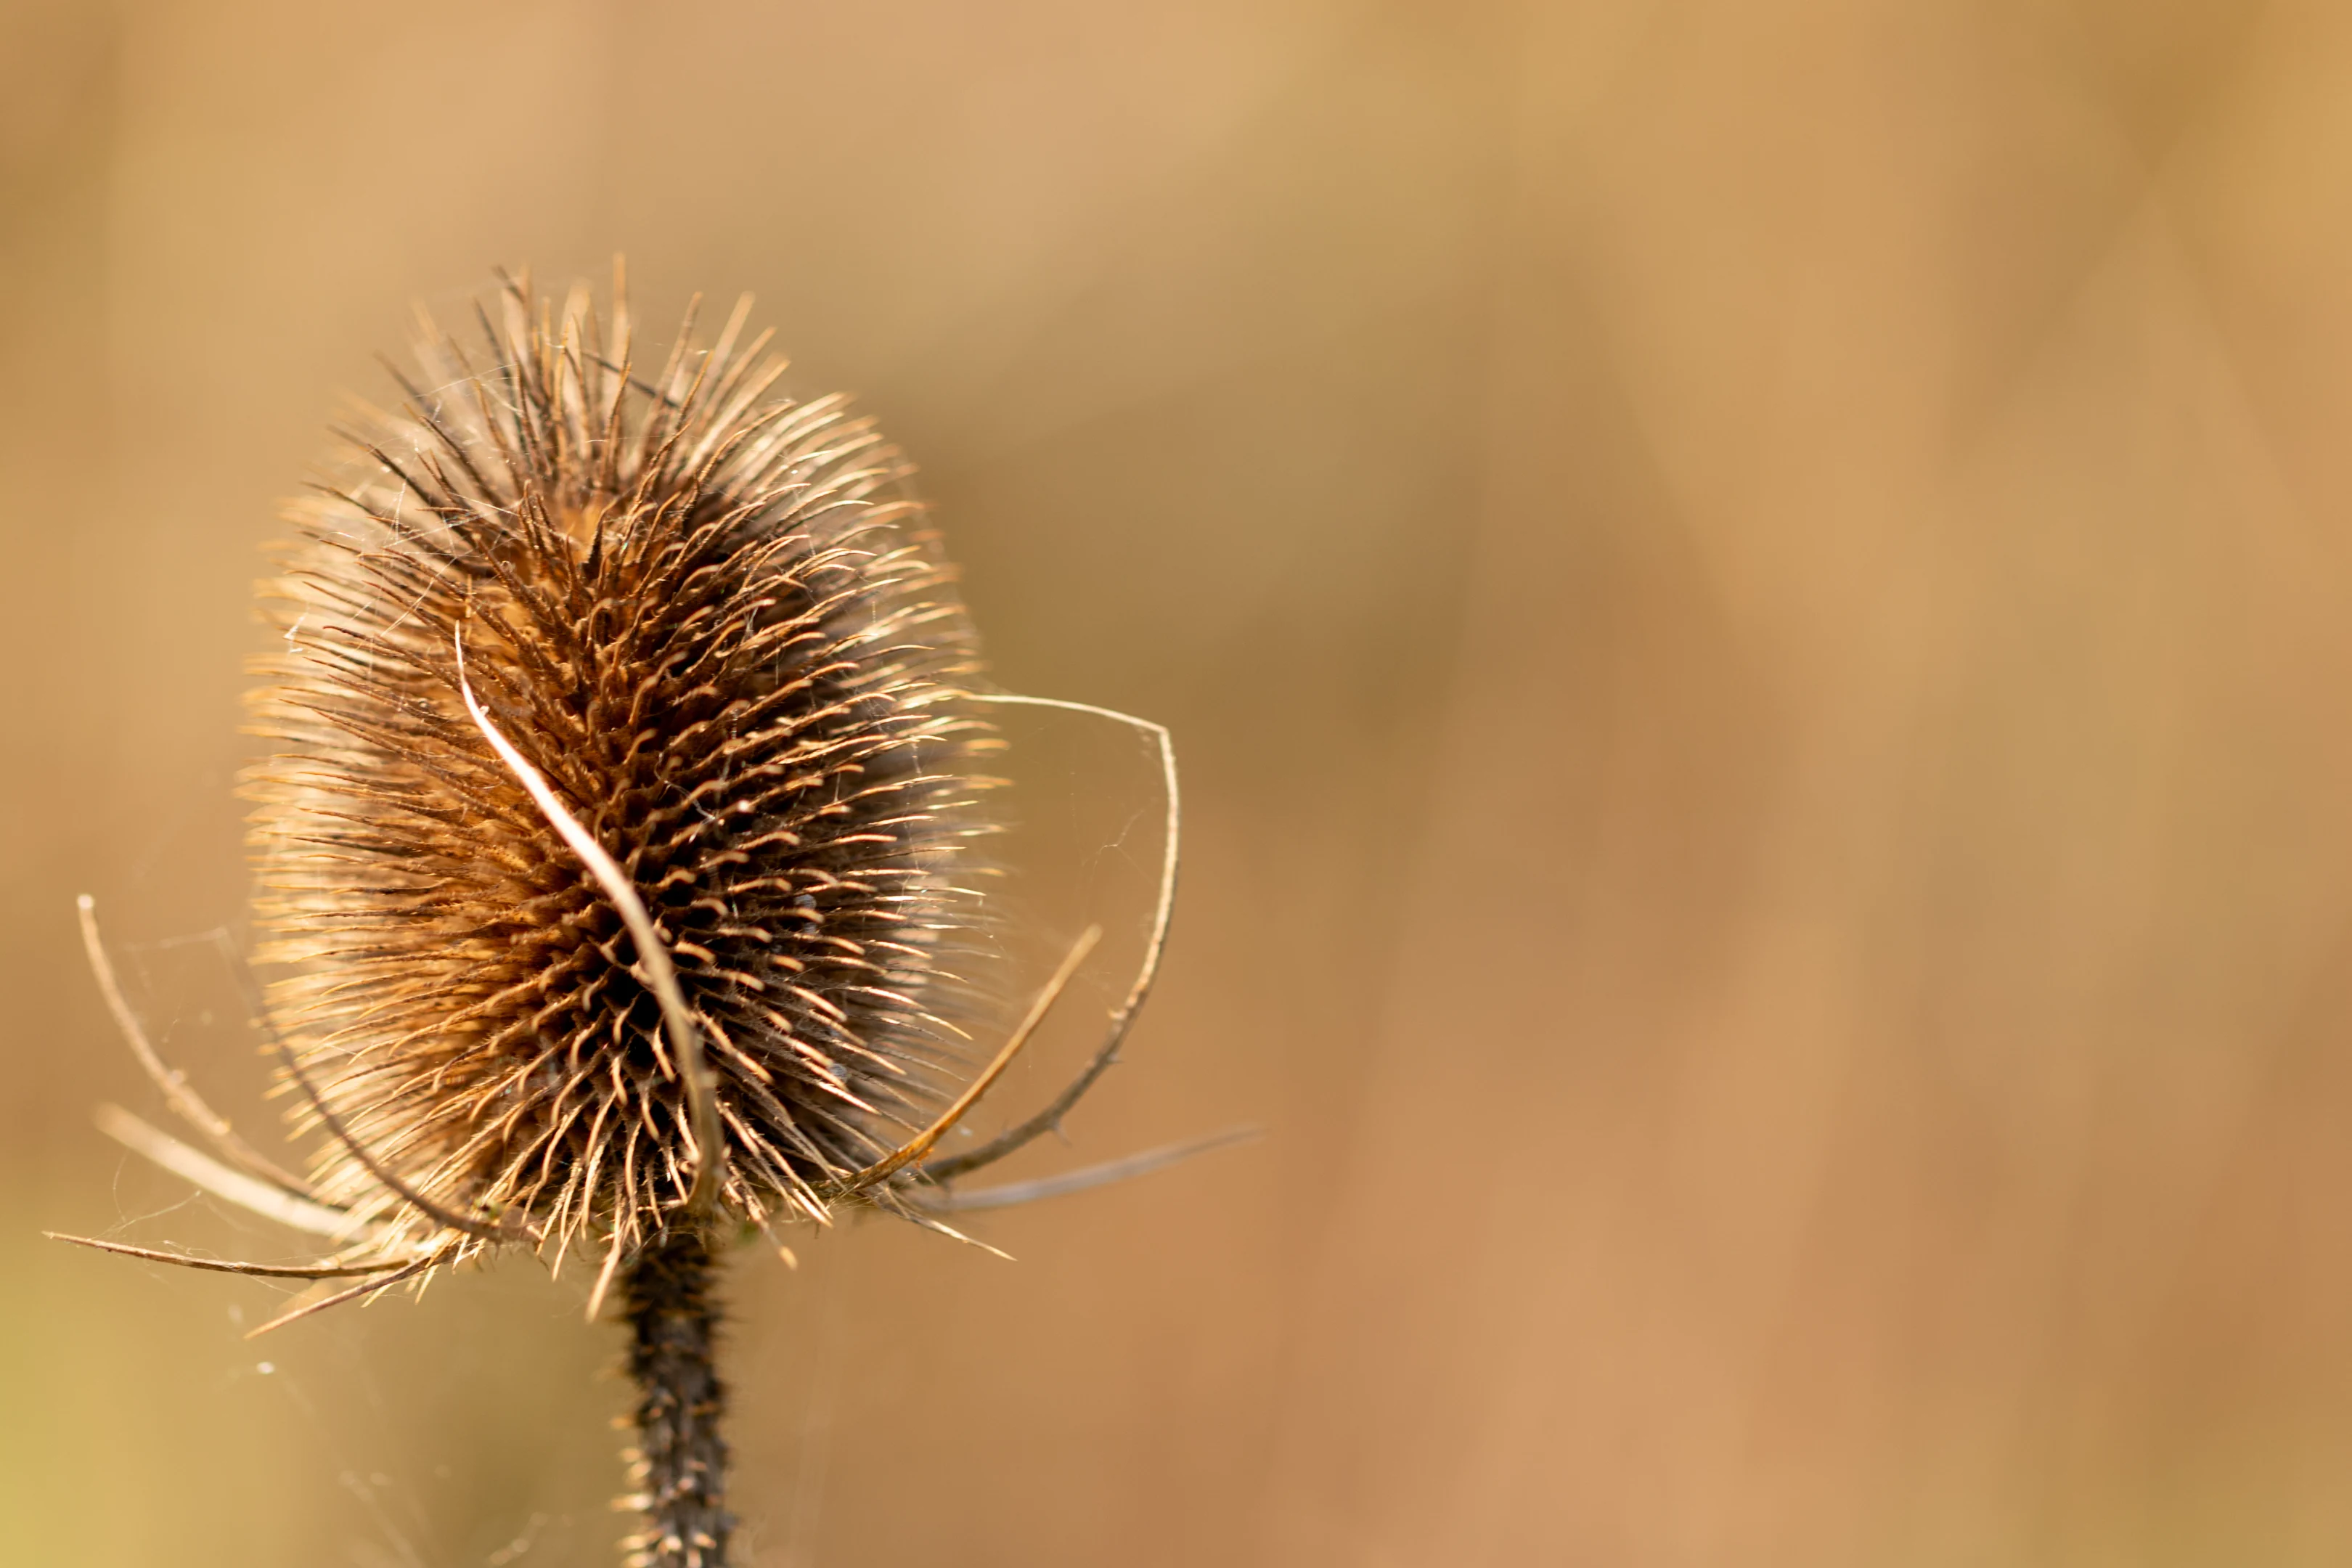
[247,269,1013,1283]
[54,265,1208,1568]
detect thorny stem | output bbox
[621,1231,734,1568]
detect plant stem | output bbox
[621,1230,734,1568]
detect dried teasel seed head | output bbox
[245,268,1003,1275]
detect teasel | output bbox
[50,267,1245,1568]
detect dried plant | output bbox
[51,267,1242,1568]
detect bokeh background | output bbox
[10,1,2352,1563]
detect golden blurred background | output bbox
[10,0,2352,1562]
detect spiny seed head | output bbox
[246,269,1002,1271]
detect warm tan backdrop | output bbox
[10,1,2352,1564]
